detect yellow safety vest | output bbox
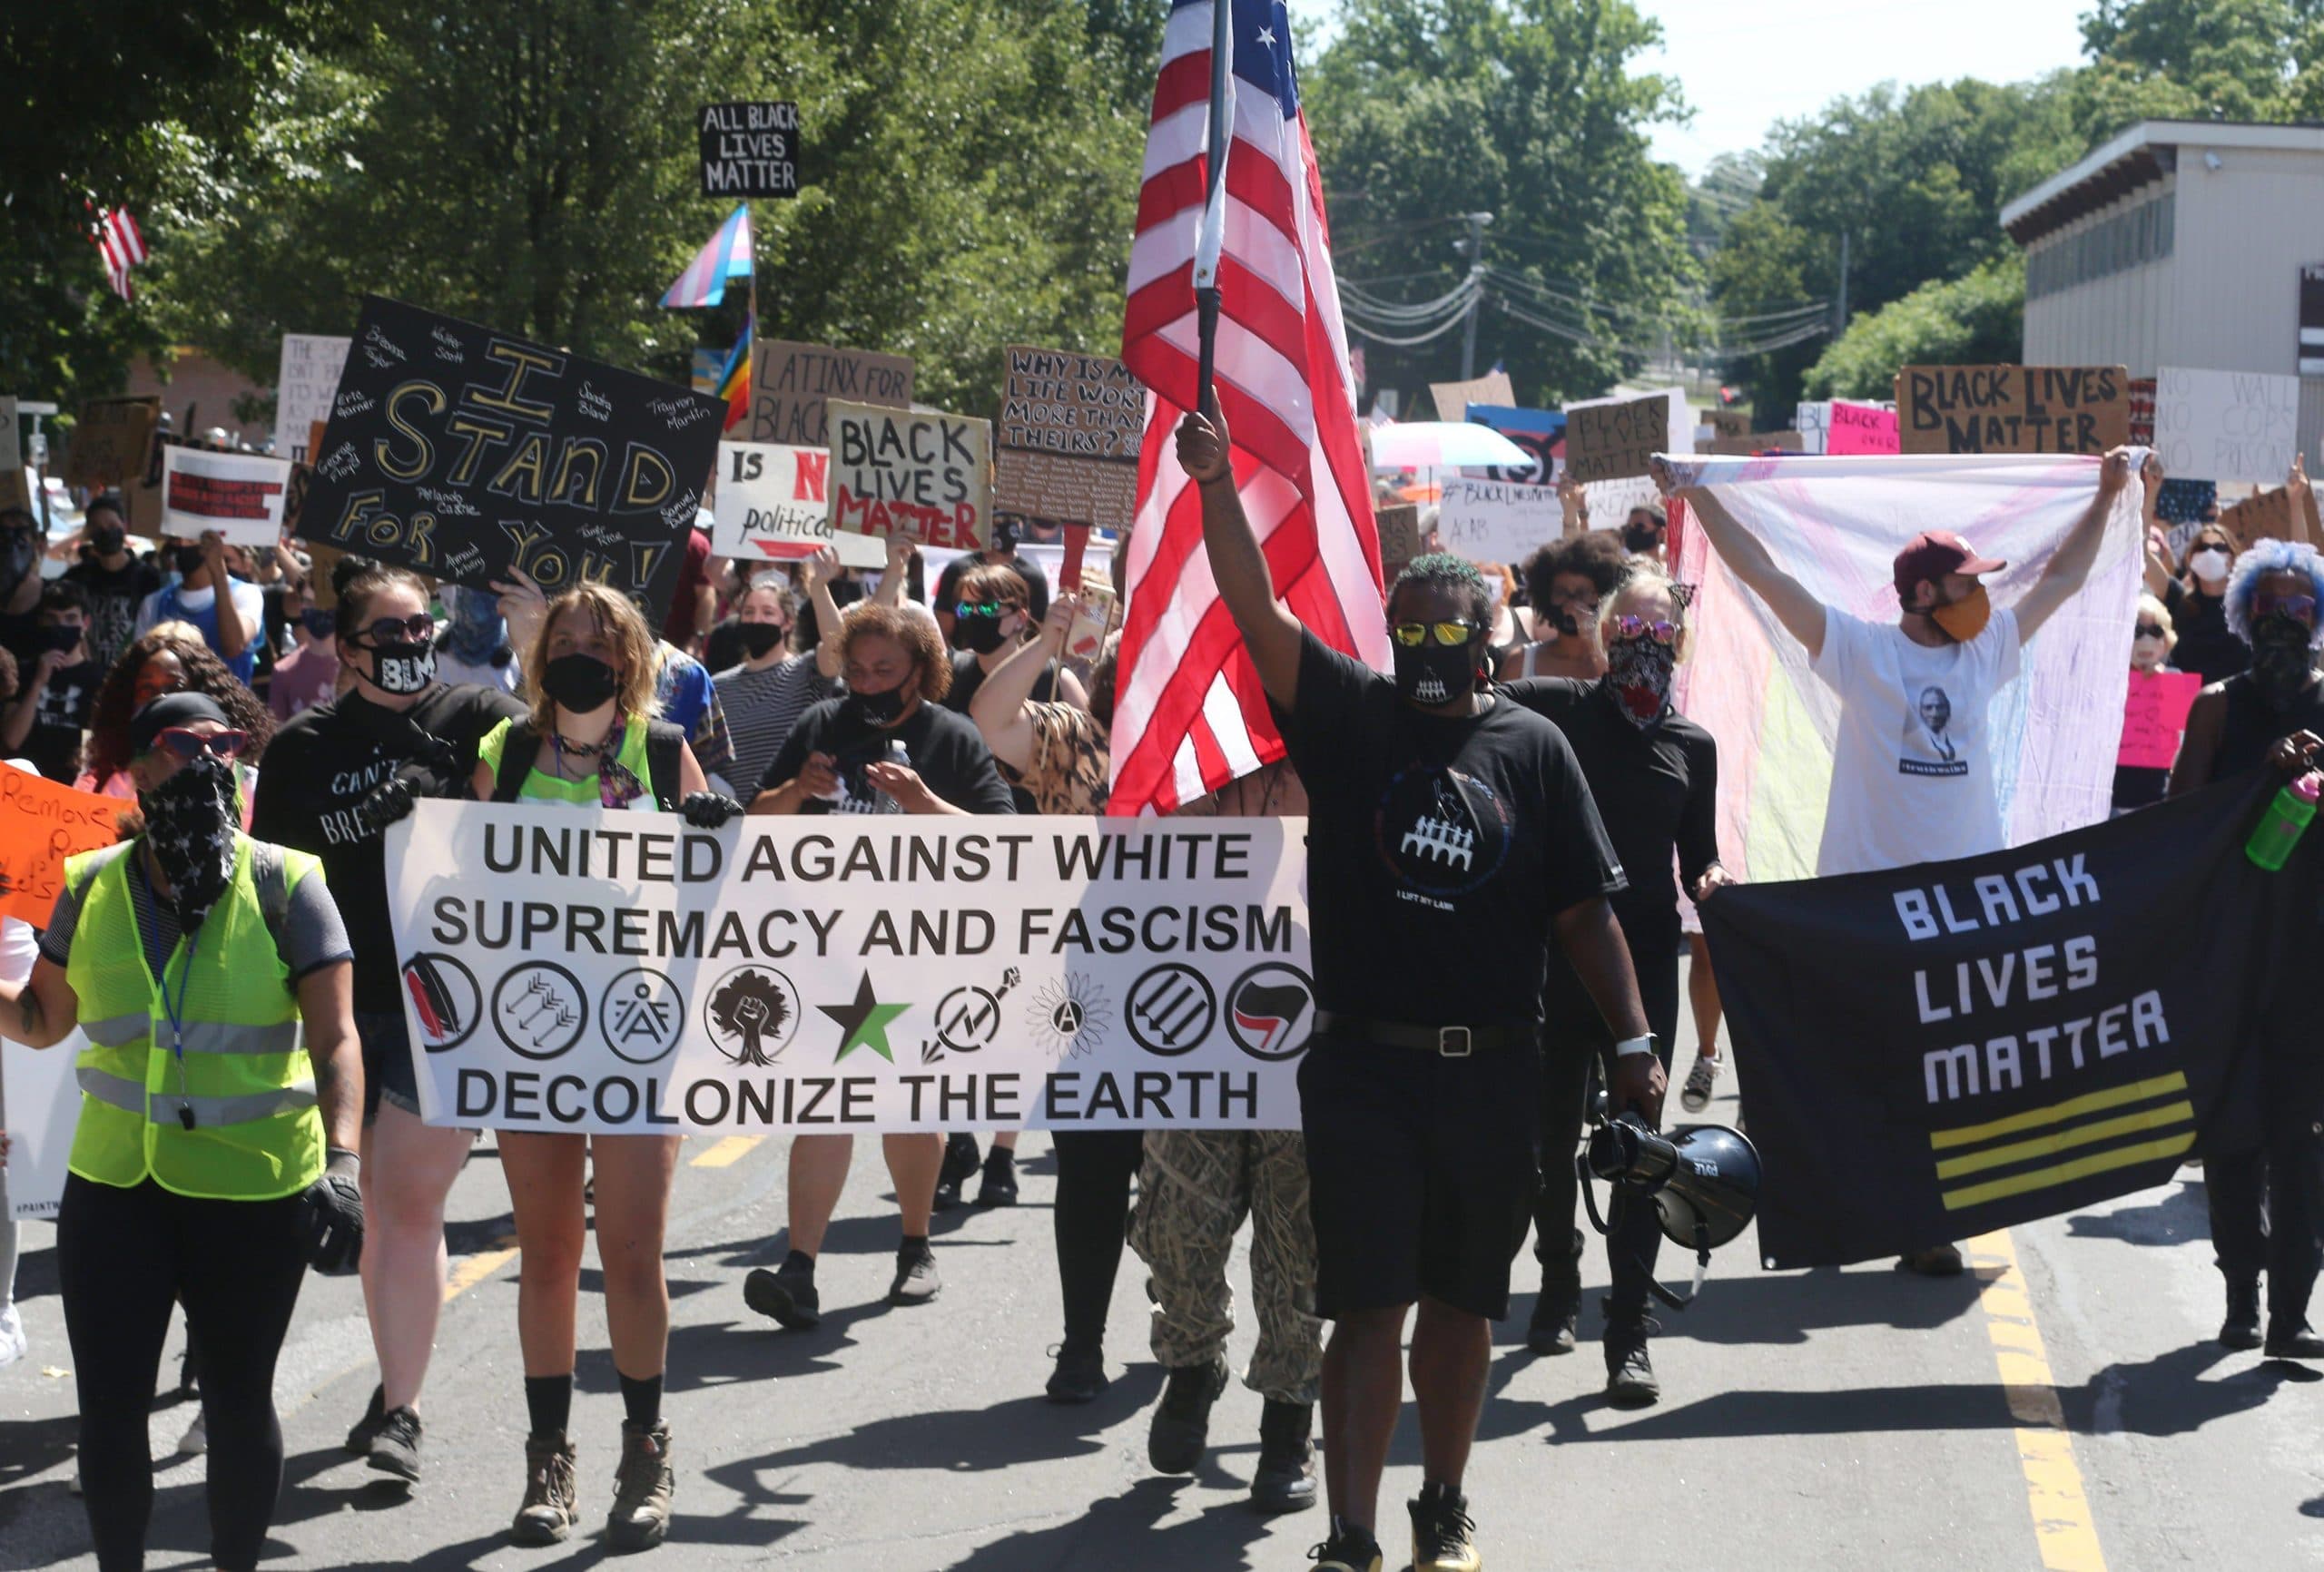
[64,836,327,1200]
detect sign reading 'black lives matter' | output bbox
[699,103,799,197]
[302,297,724,623]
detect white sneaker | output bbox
[1679,1055,1722,1114]
[0,1304,25,1369]
[177,1410,207,1456]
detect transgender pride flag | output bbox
[663,203,753,309]
[1669,452,2145,886]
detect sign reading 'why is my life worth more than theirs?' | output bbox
[995,345,1144,534]
[301,297,725,624]
[386,803,1315,1135]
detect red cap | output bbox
[1894,530,2006,596]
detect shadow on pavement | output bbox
[1496,1259,1987,1352]
[2064,1178,2208,1247]
[732,1365,1166,1478]
[940,1475,1275,1572]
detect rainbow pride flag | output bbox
[714,312,753,431]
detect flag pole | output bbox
[1193,0,1234,415]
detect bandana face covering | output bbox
[138,752,239,928]
[362,638,438,696]
[2250,613,2316,708]
[1393,641,1479,708]
[1606,634,1678,727]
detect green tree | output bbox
[1801,257,2025,399]
[2073,0,2303,140]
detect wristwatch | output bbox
[1613,1034,1658,1060]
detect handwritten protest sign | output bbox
[828,401,992,551]
[995,346,1144,535]
[2118,670,2202,770]
[161,446,294,546]
[64,396,159,488]
[699,102,800,197]
[1708,431,1803,457]
[746,340,913,448]
[2155,367,2299,483]
[1827,401,1899,456]
[1896,365,2130,456]
[1794,401,1832,455]
[1565,389,1673,483]
[1375,503,1423,576]
[1438,477,1562,565]
[3,1035,77,1219]
[712,441,882,567]
[2221,485,2299,548]
[1430,369,1514,424]
[0,769,120,927]
[272,335,350,460]
[301,296,723,622]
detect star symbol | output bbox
[1256,25,1276,45]
[819,972,911,1063]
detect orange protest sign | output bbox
[0,770,121,927]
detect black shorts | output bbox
[357,1008,420,1122]
[1299,1034,1542,1321]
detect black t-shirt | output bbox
[2165,579,2249,686]
[23,658,99,782]
[2212,672,2324,781]
[943,648,1059,715]
[702,616,749,679]
[63,555,163,675]
[762,695,1016,817]
[1277,632,1626,1026]
[251,683,526,1012]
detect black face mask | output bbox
[138,752,239,928]
[300,607,337,640]
[1393,639,1481,708]
[738,622,788,659]
[91,525,127,557]
[1623,525,1663,555]
[1547,604,1583,637]
[540,652,621,713]
[36,624,84,655]
[852,682,912,727]
[952,613,1009,655]
[2249,614,2316,707]
[174,544,208,578]
[359,637,437,696]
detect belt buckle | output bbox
[1437,1025,1472,1059]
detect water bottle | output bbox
[2246,771,2321,870]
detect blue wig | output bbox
[2223,538,2324,648]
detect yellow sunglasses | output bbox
[1388,618,1481,649]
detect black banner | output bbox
[1703,778,2318,1269]
[699,102,799,198]
[301,297,723,623]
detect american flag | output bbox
[88,203,148,301]
[1110,0,1387,817]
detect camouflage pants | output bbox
[1127,1128,1322,1404]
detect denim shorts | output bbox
[357,1009,422,1121]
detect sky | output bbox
[1286,0,2093,177]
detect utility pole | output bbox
[1835,229,1851,339]
[1459,210,1493,379]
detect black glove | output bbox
[297,1147,364,1274]
[354,775,417,839]
[681,790,745,829]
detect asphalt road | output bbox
[4,978,2322,1571]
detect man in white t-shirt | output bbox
[1662,448,2132,1271]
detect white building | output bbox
[2004,119,2324,460]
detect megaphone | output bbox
[1581,1113,1762,1310]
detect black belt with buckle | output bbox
[1313,1012,1537,1057]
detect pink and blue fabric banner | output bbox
[663,203,753,309]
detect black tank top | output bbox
[2214,672,2324,779]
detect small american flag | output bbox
[88,202,148,301]
[1110,0,1387,817]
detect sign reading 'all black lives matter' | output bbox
[303,296,725,623]
[699,103,799,198]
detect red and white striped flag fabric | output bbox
[1110,0,1387,817]
[88,203,148,301]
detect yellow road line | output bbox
[1966,1228,2107,1572]
[689,1134,763,1169]
[443,1233,520,1302]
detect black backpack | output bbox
[488,719,687,811]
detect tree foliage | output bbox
[1802,257,2026,399]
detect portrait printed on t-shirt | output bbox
[1898,683,1967,777]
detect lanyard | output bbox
[139,858,202,1130]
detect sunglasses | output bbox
[1388,618,1482,649]
[952,601,1009,620]
[2256,593,2319,625]
[153,727,252,761]
[356,614,437,644]
[1611,614,1680,645]
[2134,623,2165,639]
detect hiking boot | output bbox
[1679,1053,1722,1113]
[1045,1340,1108,1405]
[510,1430,578,1545]
[1409,1488,1482,1572]
[1527,1263,1581,1356]
[344,1384,387,1455]
[1249,1399,1317,1513]
[1147,1354,1230,1474]
[1605,1312,1661,1408]
[975,1150,1019,1206]
[2221,1279,2262,1350]
[368,1405,423,1484]
[176,1410,207,1457]
[743,1256,821,1330]
[607,1420,675,1552]
[934,1132,980,1211]
[2265,1319,2324,1359]
[888,1241,941,1305]
[1899,1243,1965,1276]
[1308,1528,1384,1571]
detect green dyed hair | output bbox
[1389,552,1492,627]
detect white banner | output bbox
[272,334,351,460]
[4,1033,79,1220]
[2155,366,2299,482]
[1437,477,1561,565]
[386,802,1313,1135]
[160,446,295,545]
[712,440,884,568]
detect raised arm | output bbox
[2291,455,2319,552]
[1177,402,1302,709]
[1557,473,1588,538]
[2140,454,2173,596]
[874,534,912,610]
[971,594,1075,774]
[1653,459,1827,659]
[2017,447,2135,643]
[795,547,849,679]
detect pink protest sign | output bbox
[1827,401,1899,456]
[2118,669,2201,770]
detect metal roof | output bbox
[2001,120,2324,246]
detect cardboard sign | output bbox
[1708,409,1751,440]
[1429,370,1514,424]
[699,102,800,198]
[0,769,121,927]
[1375,502,1422,575]
[1896,365,2130,456]
[2155,366,2299,483]
[1437,477,1561,565]
[1564,391,1672,484]
[828,401,992,551]
[1827,401,1899,457]
[994,346,1144,533]
[1708,431,1804,457]
[746,339,913,448]
[2221,485,2299,548]
[2118,669,2202,771]
[712,441,884,567]
[273,335,351,461]
[64,396,160,489]
[161,445,295,546]
[301,296,724,621]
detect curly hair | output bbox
[841,601,951,703]
[522,583,662,732]
[2223,538,2324,649]
[85,625,273,783]
[1389,552,1492,627]
[1521,531,1627,611]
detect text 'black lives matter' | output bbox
[301,296,724,623]
[699,102,800,198]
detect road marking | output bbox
[443,1238,520,1302]
[1966,1228,2107,1572]
[690,1134,763,1168]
